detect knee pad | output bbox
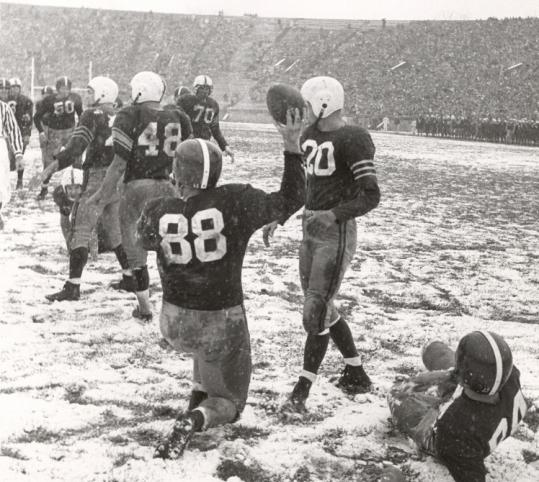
[303,295,327,335]
[133,266,149,292]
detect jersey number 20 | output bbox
[159,208,226,264]
[302,140,336,176]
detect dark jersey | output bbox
[435,367,527,482]
[55,105,116,170]
[138,152,305,310]
[113,104,192,183]
[301,124,377,221]
[7,94,33,136]
[177,94,227,150]
[34,92,83,132]
[34,98,51,130]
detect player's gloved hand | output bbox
[305,210,336,236]
[275,107,304,154]
[224,146,235,163]
[262,220,279,247]
[39,132,47,147]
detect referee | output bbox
[0,99,23,229]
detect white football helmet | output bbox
[9,77,22,87]
[193,75,213,94]
[88,76,118,105]
[301,76,344,119]
[61,167,84,188]
[130,71,166,104]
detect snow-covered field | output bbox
[1,127,538,482]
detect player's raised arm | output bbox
[238,107,305,233]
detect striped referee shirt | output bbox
[0,100,23,156]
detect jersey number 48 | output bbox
[138,122,182,157]
[159,208,226,264]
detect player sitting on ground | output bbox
[32,77,132,301]
[88,71,192,321]
[138,108,305,459]
[266,76,380,411]
[177,75,234,162]
[388,331,528,482]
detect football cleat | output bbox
[130,71,165,104]
[36,187,48,201]
[46,281,80,302]
[110,275,134,292]
[132,307,152,322]
[301,76,344,119]
[286,376,312,412]
[455,331,513,395]
[187,390,208,411]
[336,365,372,394]
[154,412,202,459]
[174,139,222,190]
[88,76,119,106]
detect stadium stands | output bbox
[1,3,537,126]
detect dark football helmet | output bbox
[55,76,72,92]
[174,139,222,189]
[42,85,55,96]
[174,86,192,99]
[455,331,513,396]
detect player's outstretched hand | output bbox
[305,210,336,236]
[262,220,279,247]
[274,107,304,154]
[224,146,235,163]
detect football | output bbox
[266,83,305,124]
[422,341,456,371]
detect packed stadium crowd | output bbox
[1,3,537,138]
[414,115,539,145]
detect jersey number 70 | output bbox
[159,208,226,264]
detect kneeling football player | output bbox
[388,331,528,482]
[138,109,305,459]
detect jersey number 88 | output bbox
[159,208,226,264]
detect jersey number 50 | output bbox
[159,208,226,264]
[302,140,336,176]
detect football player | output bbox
[8,77,33,189]
[267,76,381,411]
[388,332,528,482]
[88,71,192,320]
[33,76,83,200]
[177,75,234,162]
[138,108,305,459]
[53,166,84,248]
[33,85,54,174]
[0,97,23,230]
[32,77,131,301]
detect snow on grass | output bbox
[0,131,538,481]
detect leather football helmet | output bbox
[174,139,222,189]
[301,76,344,119]
[88,76,118,105]
[56,76,72,92]
[130,71,166,104]
[193,75,213,96]
[455,331,513,396]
